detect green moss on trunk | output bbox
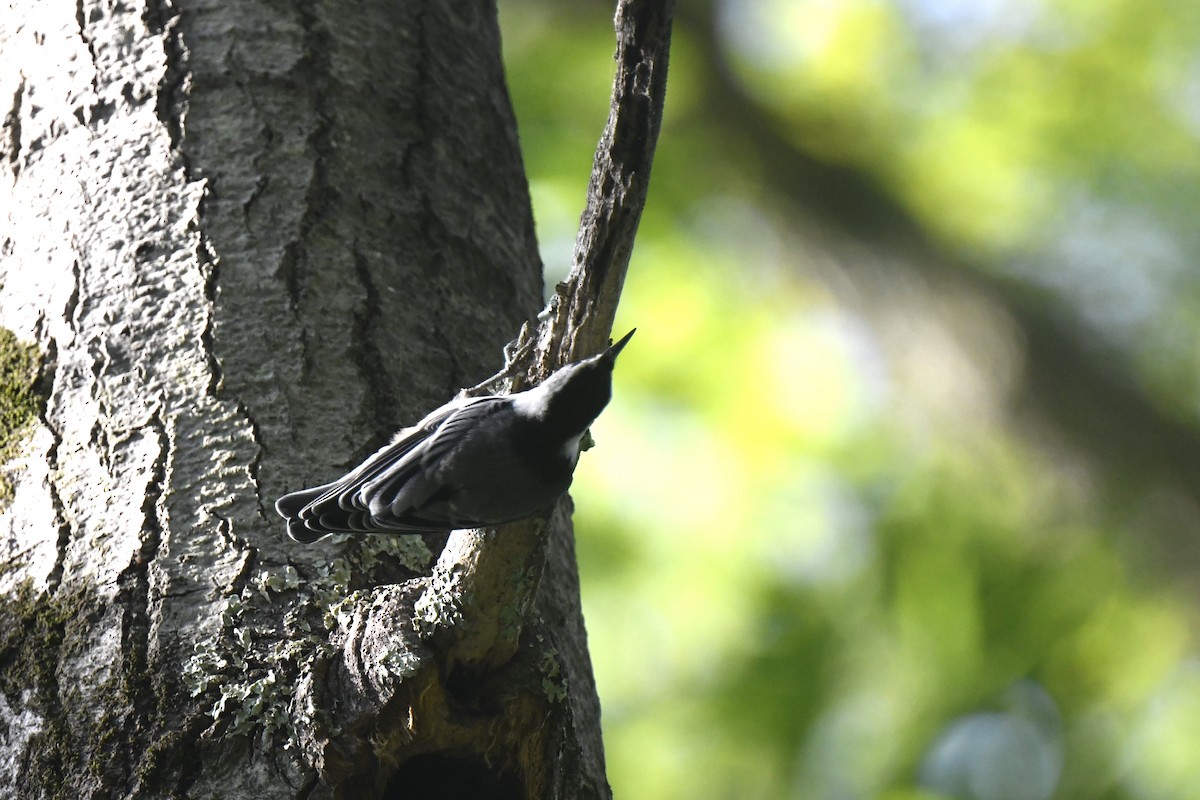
[0,327,41,506]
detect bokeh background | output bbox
[500,1,1200,798]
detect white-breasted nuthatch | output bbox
[275,329,635,543]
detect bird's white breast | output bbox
[562,432,583,465]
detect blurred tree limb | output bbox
[678,0,1200,576]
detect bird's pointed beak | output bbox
[606,328,636,360]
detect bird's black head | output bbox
[520,329,635,439]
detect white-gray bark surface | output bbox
[0,0,675,795]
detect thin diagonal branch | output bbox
[536,0,675,370]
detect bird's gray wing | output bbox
[276,396,503,542]
[279,425,437,542]
[358,397,510,526]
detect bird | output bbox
[276,329,635,543]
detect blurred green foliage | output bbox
[501,1,1200,798]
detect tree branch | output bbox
[540,0,676,368]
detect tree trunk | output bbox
[0,0,670,796]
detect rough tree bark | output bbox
[0,0,672,797]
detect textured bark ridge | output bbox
[0,0,671,797]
